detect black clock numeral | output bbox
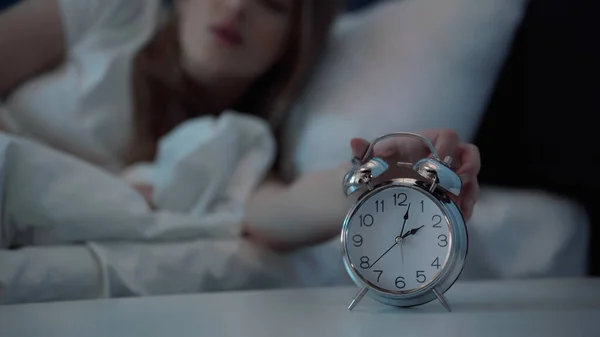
[438,234,448,247]
[393,193,408,206]
[395,276,406,289]
[359,214,374,227]
[416,271,427,284]
[360,256,370,269]
[431,257,441,269]
[374,270,383,283]
[375,200,385,213]
[420,200,424,212]
[352,235,363,247]
[432,215,443,228]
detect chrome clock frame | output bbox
[341,132,469,312]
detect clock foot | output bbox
[433,288,452,312]
[348,286,369,311]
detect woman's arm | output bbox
[0,0,66,98]
[244,163,356,252]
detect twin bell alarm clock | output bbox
[341,132,468,312]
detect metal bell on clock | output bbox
[413,156,462,197]
[343,157,389,196]
[342,132,463,197]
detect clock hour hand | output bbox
[401,225,425,240]
[399,203,411,237]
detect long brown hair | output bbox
[125,0,342,165]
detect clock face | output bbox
[344,185,452,294]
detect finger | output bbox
[350,138,370,158]
[352,137,402,160]
[132,183,153,196]
[374,137,410,159]
[454,144,480,220]
[455,144,481,184]
[430,129,460,163]
[132,183,157,210]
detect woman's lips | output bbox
[211,24,244,47]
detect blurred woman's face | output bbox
[177,0,295,82]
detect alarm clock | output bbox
[341,132,468,312]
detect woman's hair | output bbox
[125,0,342,165]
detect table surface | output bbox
[1,278,599,337]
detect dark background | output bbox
[473,0,599,276]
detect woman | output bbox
[0,0,480,251]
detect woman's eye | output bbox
[260,0,291,13]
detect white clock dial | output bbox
[345,185,452,294]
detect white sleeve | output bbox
[57,0,157,48]
[0,239,322,304]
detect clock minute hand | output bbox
[399,203,411,237]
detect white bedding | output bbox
[0,111,591,305]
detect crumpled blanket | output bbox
[1,112,274,246]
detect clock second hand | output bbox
[401,242,404,265]
[369,241,398,269]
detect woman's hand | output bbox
[131,183,157,210]
[349,129,481,220]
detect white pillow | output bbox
[280,0,527,178]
